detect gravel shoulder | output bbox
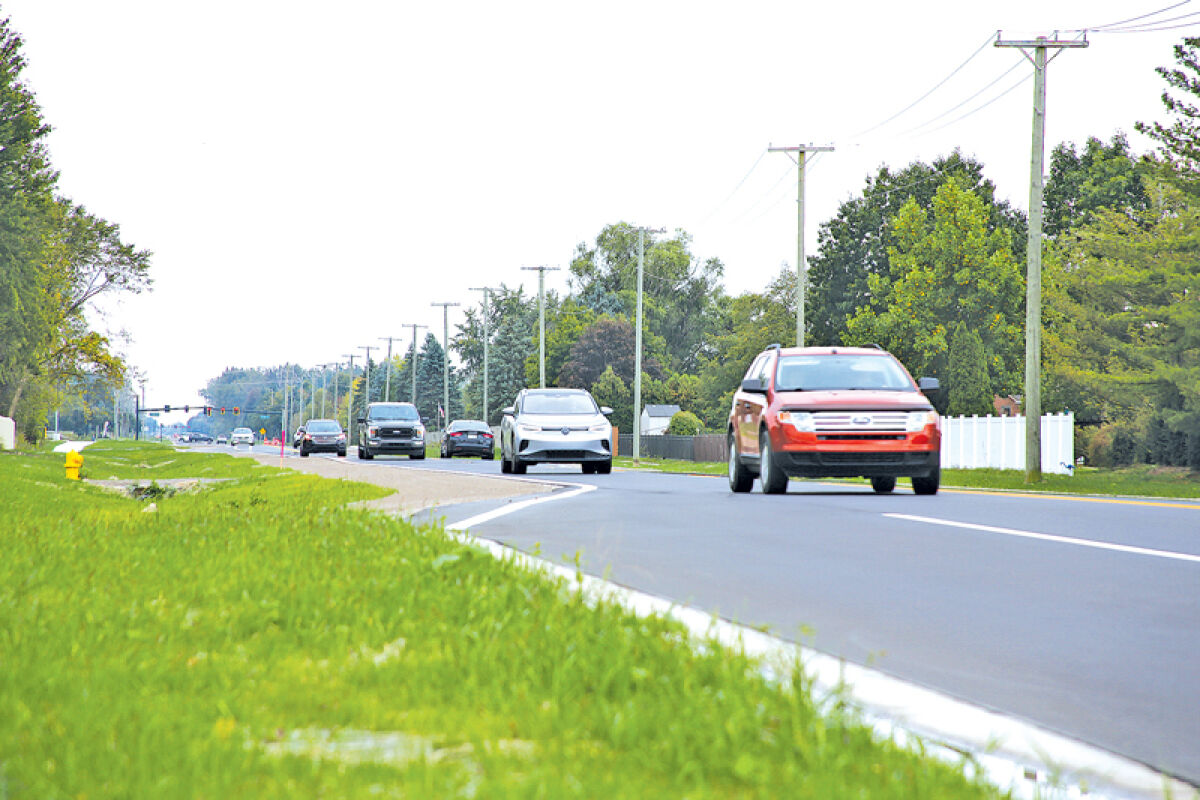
[248,452,555,516]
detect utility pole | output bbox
[431,302,460,431]
[521,265,560,387]
[379,336,404,402]
[405,323,428,406]
[330,363,340,428]
[768,143,834,347]
[342,353,357,433]
[469,286,500,425]
[316,363,332,418]
[996,32,1087,484]
[632,226,665,464]
[358,346,376,409]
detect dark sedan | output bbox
[298,418,347,457]
[440,420,495,459]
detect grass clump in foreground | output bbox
[2,441,1005,798]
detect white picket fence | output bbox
[940,412,1075,475]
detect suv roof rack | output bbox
[766,343,782,351]
[864,342,884,350]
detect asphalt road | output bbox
[235,443,1200,786]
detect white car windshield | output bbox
[774,355,913,391]
[521,392,597,415]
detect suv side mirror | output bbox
[357,417,365,424]
[599,406,613,416]
[918,377,941,393]
[502,406,515,416]
[740,377,767,394]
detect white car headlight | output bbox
[906,410,939,432]
[518,423,541,433]
[777,411,815,432]
[589,422,610,432]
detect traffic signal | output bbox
[204,406,212,416]
[163,404,171,413]
[184,405,190,413]
[221,407,226,415]
[233,406,240,415]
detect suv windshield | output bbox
[522,392,597,415]
[368,405,419,421]
[306,420,341,433]
[774,355,913,391]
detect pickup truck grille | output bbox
[380,426,414,438]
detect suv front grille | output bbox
[812,411,908,433]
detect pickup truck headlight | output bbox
[906,410,939,432]
[777,411,815,432]
[414,423,425,435]
[367,426,378,437]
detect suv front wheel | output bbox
[728,431,753,493]
[758,430,788,494]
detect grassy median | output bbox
[1,440,1004,798]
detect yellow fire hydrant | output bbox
[64,449,83,481]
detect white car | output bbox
[230,427,254,446]
[500,388,613,475]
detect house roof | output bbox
[643,404,681,417]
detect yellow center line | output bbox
[939,487,1200,510]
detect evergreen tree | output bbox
[946,323,994,417]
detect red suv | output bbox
[727,345,942,495]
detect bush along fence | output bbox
[940,412,1075,475]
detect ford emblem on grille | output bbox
[852,416,871,425]
[561,426,570,435]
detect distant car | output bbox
[440,419,495,459]
[230,427,254,446]
[292,426,305,448]
[357,402,426,460]
[298,418,346,457]
[500,388,613,474]
[216,434,228,444]
[190,432,213,444]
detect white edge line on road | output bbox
[442,484,1192,800]
[885,513,1200,564]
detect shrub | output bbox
[666,410,704,436]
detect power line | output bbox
[912,69,1032,137]
[844,31,996,141]
[698,149,768,223]
[900,55,1026,136]
[1102,16,1200,32]
[1072,0,1191,31]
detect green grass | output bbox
[615,455,1200,499]
[1,440,1005,798]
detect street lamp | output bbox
[470,286,499,424]
[431,301,460,431]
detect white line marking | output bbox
[885,513,1200,564]
[448,482,596,531]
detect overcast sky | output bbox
[3,0,1196,418]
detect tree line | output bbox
[0,16,151,442]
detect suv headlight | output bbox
[906,410,939,432]
[589,421,610,432]
[777,410,815,432]
[518,423,541,433]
